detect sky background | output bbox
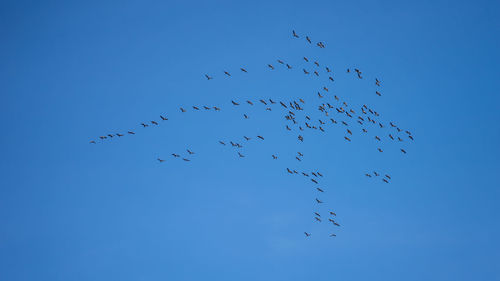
[1,0,500,280]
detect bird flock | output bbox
[90,30,415,239]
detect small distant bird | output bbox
[272,155,278,159]
[315,217,321,222]
[314,61,319,66]
[180,107,186,112]
[182,158,190,162]
[240,68,247,72]
[344,136,351,142]
[375,78,381,86]
[295,157,301,161]
[374,171,379,177]
[224,71,231,76]
[231,100,240,106]
[316,187,324,192]
[238,152,244,158]
[311,179,318,184]
[286,64,292,69]
[329,76,334,81]
[383,178,389,183]
[292,30,299,38]
[151,121,158,125]
[298,152,303,157]
[277,59,284,64]
[376,91,382,96]
[160,115,168,120]
[315,198,323,203]
[365,173,372,177]
[298,135,304,142]
[219,141,226,145]
[116,133,124,137]
[401,149,407,154]
[317,172,323,177]
[187,149,194,155]
[378,148,383,152]
[89,140,96,144]
[303,69,309,74]
[304,232,311,237]
[259,99,267,105]
[306,36,311,43]
[141,123,149,127]
[330,234,337,237]
[257,135,264,140]
[213,106,221,111]
[128,131,135,134]
[157,158,165,163]
[205,74,213,80]
[267,64,274,70]
[303,57,309,62]
[244,114,248,119]
[385,175,391,179]
[172,153,180,158]
[192,106,199,110]
[247,100,253,105]
[244,136,251,141]
[330,212,336,216]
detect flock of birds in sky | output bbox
[90,30,414,239]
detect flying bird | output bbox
[205,74,213,80]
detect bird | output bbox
[317,172,323,177]
[326,67,331,72]
[151,121,159,125]
[383,178,389,183]
[89,140,96,144]
[238,152,244,158]
[267,64,275,70]
[205,74,213,80]
[374,171,380,176]
[401,149,407,154]
[141,123,149,127]
[306,36,311,43]
[365,173,372,177]
[192,106,199,111]
[182,158,190,162]
[311,179,318,184]
[330,212,337,216]
[244,114,248,119]
[157,158,165,163]
[287,168,293,174]
[219,141,226,145]
[224,71,231,76]
[257,135,264,140]
[303,69,309,74]
[378,148,383,152]
[375,78,381,86]
[272,155,278,159]
[240,68,247,72]
[298,135,304,142]
[298,152,303,157]
[259,99,267,105]
[231,100,240,106]
[187,149,195,155]
[316,198,323,203]
[303,57,309,62]
[160,115,168,120]
[295,157,301,161]
[376,91,382,96]
[172,153,180,158]
[180,107,186,113]
[329,234,337,237]
[314,212,321,217]
[292,30,299,38]
[385,175,391,179]
[315,217,321,222]
[304,232,311,237]
[314,61,319,66]
[316,187,324,192]
[128,131,135,134]
[277,59,284,64]
[344,136,351,142]
[286,64,292,69]
[243,136,251,141]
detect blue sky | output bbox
[1,0,499,280]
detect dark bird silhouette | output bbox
[187,149,194,155]
[259,99,267,105]
[306,36,311,43]
[315,217,321,222]
[240,68,247,72]
[277,59,284,64]
[247,100,254,105]
[344,136,351,142]
[314,61,319,66]
[311,179,318,184]
[116,133,124,137]
[267,64,275,70]
[316,187,324,192]
[295,157,301,161]
[219,141,226,145]
[272,155,278,159]
[378,148,383,152]
[182,158,190,162]
[224,71,231,76]
[160,115,168,120]
[401,149,407,154]
[141,123,149,127]
[89,140,96,144]
[317,172,323,177]
[244,114,248,119]
[385,175,391,179]
[151,121,159,125]
[214,106,221,111]
[316,198,323,203]
[292,30,299,38]
[375,78,381,86]
[298,135,304,142]
[180,107,186,113]
[383,178,389,183]
[303,69,309,74]
[205,74,213,80]
[326,67,331,72]
[303,57,309,62]
[244,136,251,141]
[330,234,337,237]
[128,131,135,134]
[376,91,382,96]
[365,173,372,177]
[257,135,264,140]
[304,232,311,237]
[231,100,240,106]
[157,158,165,163]
[238,152,244,158]
[374,171,379,176]
[286,64,292,69]
[172,153,180,158]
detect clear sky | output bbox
[1,0,499,280]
